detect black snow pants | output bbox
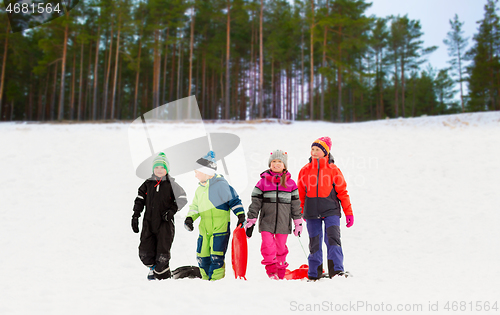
[139,219,175,279]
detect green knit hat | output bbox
[152,152,170,173]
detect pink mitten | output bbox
[345,215,354,228]
[245,218,257,230]
[293,219,303,237]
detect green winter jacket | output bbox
[187,174,244,235]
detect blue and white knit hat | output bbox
[152,152,170,173]
[195,151,217,176]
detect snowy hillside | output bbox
[1,111,499,315]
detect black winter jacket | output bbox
[133,174,187,233]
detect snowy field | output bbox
[1,112,500,315]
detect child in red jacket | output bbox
[297,137,354,280]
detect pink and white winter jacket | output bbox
[247,170,302,234]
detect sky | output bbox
[365,0,489,71]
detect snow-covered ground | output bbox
[1,112,499,314]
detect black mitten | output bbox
[184,217,194,232]
[237,214,246,228]
[131,217,139,233]
[246,225,254,238]
[163,210,175,222]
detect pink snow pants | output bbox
[261,231,289,278]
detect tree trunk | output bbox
[92,26,101,120]
[153,29,159,111]
[253,19,258,118]
[301,28,304,114]
[133,35,142,118]
[117,57,123,119]
[240,59,246,120]
[310,0,315,120]
[320,0,329,121]
[379,55,384,119]
[103,22,114,119]
[0,24,9,113]
[77,41,84,121]
[37,76,43,120]
[225,0,231,120]
[188,6,196,118]
[412,74,416,116]
[220,57,224,119]
[188,6,195,98]
[85,41,93,120]
[58,17,69,120]
[457,44,464,112]
[259,0,264,118]
[202,50,206,117]
[70,52,76,120]
[111,18,121,119]
[28,71,33,120]
[51,61,58,120]
[400,57,406,117]
[393,51,399,117]
[42,70,49,120]
[271,57,274,117]
[169,36,176,103]
[162,28,169,104]
[177,35,182,101]
[196,54,200,99]
[337,26,343,121]
[249,12,255,119]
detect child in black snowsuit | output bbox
[131,152,187,280]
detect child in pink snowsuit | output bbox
[245,150,303,279]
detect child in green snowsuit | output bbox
[184,151,245,281]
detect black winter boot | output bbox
[328,259,344,278]
[154,267,172,280]
[307,264,323,281]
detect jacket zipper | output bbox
[316,159,320,218]
[316,159,320,197]
[274,182,279,234]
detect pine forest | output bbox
[1,0,500,122]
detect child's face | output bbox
[154,166,167,178]
[270,159,285,173]
[194,170,211,183]
[311,146,325,159]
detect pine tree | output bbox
[466,0,500,111]
[443,14,469,112]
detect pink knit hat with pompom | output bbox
[312,136,332,157]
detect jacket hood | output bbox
[260,169,291,184]
[198,173,226,187]
[148,174,169,182]
[308,153,335,165]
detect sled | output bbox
[284,264,350,280]
[231,224,248,280]
[171,266,202,279]
[284,264,310,280]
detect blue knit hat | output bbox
[152,152,170,173]
[195,151,217,176]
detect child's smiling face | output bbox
[270,159,285,173]
[311,146,325,159]
[154,166,167,178]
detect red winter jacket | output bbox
[298,156,353,220]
